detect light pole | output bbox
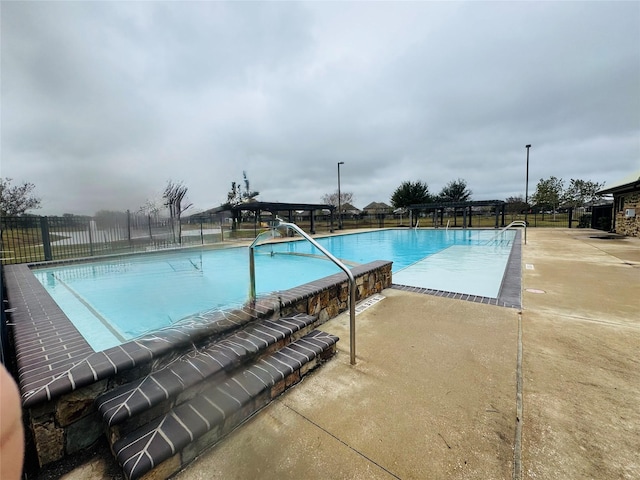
[525,144,531,226]
[337,161,345,229]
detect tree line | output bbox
[0,173,606,221]
[389,178,472,210]
[385,176,604,215]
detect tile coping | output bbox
[392,229,523,309]
[4,259,390,408]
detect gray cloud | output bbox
[2,1,638,215]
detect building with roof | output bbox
[362,202,392,215]
[598,171,640,237]
[339,202,361,217]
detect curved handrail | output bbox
[249,218,358,365]
[486,220,527,245]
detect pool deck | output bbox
[61,228,640,480]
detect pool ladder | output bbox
[249,218,358,365]
[486,220,528,245]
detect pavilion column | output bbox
[310,210,316,234]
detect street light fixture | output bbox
[525,144,532,226]
[337,161,345,229]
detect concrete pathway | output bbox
[520,230,639,479]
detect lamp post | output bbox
[525,144,531,226]
[337,161,345,229]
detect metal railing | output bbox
[249,218,358,365]
[0,214,228,265]
[487,220,528,245]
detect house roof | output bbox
[363,201,391,211]
[598,171,640,195]
[340,202,360,212]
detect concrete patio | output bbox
[62,228,640,480]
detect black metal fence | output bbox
[2,206,606,266]
[0,213,227,265]
[1,263,8,365]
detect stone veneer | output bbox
[614,191,640,237]
[3,260,392,469]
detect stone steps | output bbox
[96,313,319,430]
[114,330,338,479]
[94,315,339,480]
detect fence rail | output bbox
[0,213,227,265]
[1,207,601,265]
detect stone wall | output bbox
[25,260,392,471]
[614,191,640,237]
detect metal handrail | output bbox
[487,220,527,245]
[249,218,358,365]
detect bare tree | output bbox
[321,190,354,209]
[0,177,41,216]
[138,198,162,219]
[163,181,192,243]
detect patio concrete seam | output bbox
[282,402,402,480]
[513,312,523,480]
[529,312,640,331]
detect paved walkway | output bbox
[63,228,640,479]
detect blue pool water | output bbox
[33,229,515,351]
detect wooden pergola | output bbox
[226,201,336,235]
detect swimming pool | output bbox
[32,228,516,351]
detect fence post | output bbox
[568,208,573,228]
[127,210,132,244]
[40,217,53,261]
[88,218,94,256]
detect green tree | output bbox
[562,179,605,208]
[531,176,564,214]
[390,181,432,209]
[438,178,472,202]
[0,177,41,216]
[505,196,527,220]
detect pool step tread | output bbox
[96,313,318,427]
[113,329,339,480]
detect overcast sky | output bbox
[2,1,639,215]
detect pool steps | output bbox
[96,313,322,428]
[94,313,339,480]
